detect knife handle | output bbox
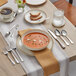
[56,38,66,49]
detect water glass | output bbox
[52,9,65,27]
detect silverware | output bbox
[55,29,69,46]
[13,48,24,62]
[6,46,19,64]
[48,29,65,49]
[61,30,74,44]
[9,37,24,62]
[5,24,19,37]
[3,50,15,65]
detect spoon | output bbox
[55,29,69,46]
[5,24,19,37]
[61,30,74,44]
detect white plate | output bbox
[16,36,53,56]
[26,0,46,6]
[24,10,47,24]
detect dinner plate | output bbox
[24,10,47,24]
[16,35,53,56]
[26,0,46,6]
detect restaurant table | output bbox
[0,0,76,76]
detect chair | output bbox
[54,0,76,26]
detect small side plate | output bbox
[24,10,47,24]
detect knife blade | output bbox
[48,29,65,49]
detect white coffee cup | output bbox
[0,7,14,20]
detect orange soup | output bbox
[23,32,49,49]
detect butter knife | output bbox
[48,29,65,49]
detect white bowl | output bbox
[21,29,51,51]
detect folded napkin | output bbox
[0,0,8,6]
[18,29,60,76]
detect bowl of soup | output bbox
[21,29,50,51]
[0,7,14,19]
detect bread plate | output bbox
[24,10,47,24]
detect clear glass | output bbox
[52,9,65,27]
[15,0,26,13]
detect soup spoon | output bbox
[55,29,69,46]
[61,30,74,44]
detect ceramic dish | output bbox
[1,12,17,23]
[16,34,53,56]
[24,10,47,24]
[16,36,34,56]
[21,29,53,51]
[26,0,46,6]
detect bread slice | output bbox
[30,12,41,17]
[30,15,42,21]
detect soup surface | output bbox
[23,32,49,49]
[1,8,12,15]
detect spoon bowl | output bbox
[61,30,67,36]
[54,29,60,36]
[61,30,74,44]
[55,29,69,46]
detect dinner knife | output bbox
[48,29,65,49]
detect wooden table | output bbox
[0,0,76,76]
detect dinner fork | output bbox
[3,50,15,65]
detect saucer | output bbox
[24,10,47,24]
[16,36,53,56]
[1,12,17,23]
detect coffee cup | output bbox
[0,7,14,20]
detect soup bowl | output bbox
[21,29,51,51]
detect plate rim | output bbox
[26,0,47,6]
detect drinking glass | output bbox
[52,9,65,27]
[15,0,26,13]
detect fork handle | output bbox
[11,50,19,64]
[7,54,15,65]
[15,50,24,62]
